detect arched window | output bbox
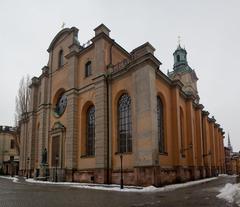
[157,96,164,153]
[85,61,92,77]
[177,55,180,62]
[86,106,95,156]
[58,50,64,68]
[118,93,132,153]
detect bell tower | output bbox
[168,40,199,103]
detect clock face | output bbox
[55,94,67,116]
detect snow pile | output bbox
[217,183,238,203]
[218,174,228,177]
[217,182,240,206]
[26,177,217,192]
[0,175,19,183]
[157,177,217,192]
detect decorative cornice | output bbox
[171,79,184,89]
[214,123,220,128]
[202,110,209,116]
[196,103,204,110]
[29,77,39,88]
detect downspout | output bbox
[106,40,114,184]
[48,51,53,166]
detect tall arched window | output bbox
[86,106,95,156]
[157,96,164,153]
[58,50,64,68]
[118,93,132,153]
[85,61,92,77]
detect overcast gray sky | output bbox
[0,0,239,150]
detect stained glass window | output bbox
[55,94,67,116]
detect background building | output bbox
[224,147,231,174]
[19,24,226,186]
[0,126,19,175]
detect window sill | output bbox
[159,152,168,156]
[57,64,66,70]
[115,152,132,155]
[80,155,95,159]
[84,74,92,79]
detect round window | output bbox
[54,93,67,117]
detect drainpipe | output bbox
[106,41,114,184]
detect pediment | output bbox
[47,27,78,52]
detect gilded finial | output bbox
[61,22,66,29]
[177,35,181,46]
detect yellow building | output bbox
[19,24,225,186]
[0,126,19,175]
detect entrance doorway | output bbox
[51,136,60,167]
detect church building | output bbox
[19,24,226,186]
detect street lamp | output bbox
[27,157,30,179]
[120,154,123,189]
[55,155,59,182]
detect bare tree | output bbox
[15,75,31,126]
[14,75,31,151]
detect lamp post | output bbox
[27,157,30,179]
[55,155,59,182]
[120,154,123,189]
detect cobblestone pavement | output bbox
[0,176,238,207]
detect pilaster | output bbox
[132,64,158,167]
[194,107,204,167]
[171,84,181,166]
[65,52,79,170]
[94,75,108,183]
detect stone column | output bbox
[194,106,205,178]
[214,125,220,173]
[132,64,158,186]
[209,120,216,176]
[202,111,211,177]
[39,68,50,167]
[186,99,197,179]
[65,51,79,180]
[170,82,184,182]
[28,77,39,175]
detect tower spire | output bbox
[227,132,233,153]
[168,39,199,103]
[177,35,181,46]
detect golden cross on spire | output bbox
[61,22,66,29]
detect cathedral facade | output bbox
[19,24,225,186]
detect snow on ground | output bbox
[219,174,238,178]
[217,182,240,206]
[217,183,239,203]
[0,175,19,183]
[24,177,217,192]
